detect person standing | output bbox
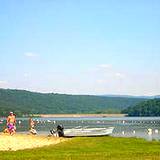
[7,112,16,135]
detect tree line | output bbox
[122,98,160,116]
[0,88,146,117]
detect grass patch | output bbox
[0,137,160,160]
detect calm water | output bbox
[0,117,160,141]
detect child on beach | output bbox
[29,118,37,135]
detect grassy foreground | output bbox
[0,136,160,160]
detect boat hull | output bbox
[64,127,114,137]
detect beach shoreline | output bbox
[0,133,67,151]
[0,113,127,119]
[37,113,126,118]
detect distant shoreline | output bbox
[37,114,127,118]
[0,114,127,118]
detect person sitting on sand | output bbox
[29,118,37,135]
[6,112,16,135]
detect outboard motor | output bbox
[57,125,64,137]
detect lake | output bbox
[0,117,160,140]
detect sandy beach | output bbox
[0,133,67,151]
[39,113,126,118]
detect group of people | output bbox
[4,112,37,135]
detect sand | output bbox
[39,113,126,118]
[0,133,67,151]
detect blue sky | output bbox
[0,0,160,95]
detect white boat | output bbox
[63,127,114,137]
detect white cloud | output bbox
[24,52,38,58]
[115,73,125,79]
[88,64,112,73]
[88,64,126,83]
[98,64,112,69]
[0,80,8,84]
[0,80,8,88]
[97,79,107,84]
[24,73,29,78]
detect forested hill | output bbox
[122,99,160,116]
[0,88,147,116]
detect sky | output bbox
[0,0,160,96]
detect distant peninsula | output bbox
[122,98,160,116]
